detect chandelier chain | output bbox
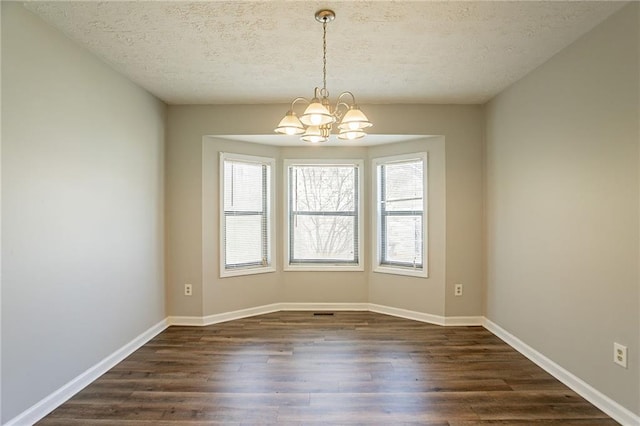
[322,19,327,93]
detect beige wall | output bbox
[279,145,370,304]
[368,138,446,315]
[485,3,639,415]
[202,138,282,315]
[166,104,484,318]
[1,3,166,422]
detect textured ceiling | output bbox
[24,1,626,105]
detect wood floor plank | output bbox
[37,311,618,425]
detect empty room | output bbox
[1,1,639,425]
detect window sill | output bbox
[220,266,276,278]
[373,265,428,278]
[284,264,364,272]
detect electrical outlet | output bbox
[454,284,463,297]
[614,343,627,368]
[184,284,193,296]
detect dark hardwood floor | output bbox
[38,311,618,425]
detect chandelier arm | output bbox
[318,87,329,99]
[313,87,329,99]
[333,101,351,119]
[337,91,357,105]
[290,96,310,110]
[333,91,360,119]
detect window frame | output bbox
[219,152,276,278]
[372,152,428,278]
[284,158,364,272]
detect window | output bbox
[373,153,427,277]
[285,159,363,270]
[220,153,275,277]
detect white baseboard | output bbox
[280,302,370,311]
[168,302,481,327]
[369,303,484,326]
[442,315,485,326]
[168,302,372,327]
[168,303,282,327]
[5,318,169,426]
[200,303,281,326]
[483,318,640,426]
[166,315,206,326]
[370,303,446,325]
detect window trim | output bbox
[284,158,364,272]
[219,152,276,278]
[372,152,428,278]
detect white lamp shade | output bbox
[301,125,329,143]
[338,129,366,140]
[275,111,305,135]
[338,107,372,131]
[300,99,334,126]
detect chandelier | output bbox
[274,9,372,143]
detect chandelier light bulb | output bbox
[338,106,372,131]
[274,110,305,135]
[301,125,329,143]
[300,98,333,127]
[338,130,366,140]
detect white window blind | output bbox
[220,153,274,276]
[375,154,427,274]
[286,162,361,267]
